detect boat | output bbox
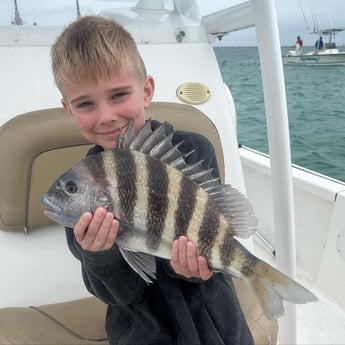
[1,0,345,344]
[283,28,345,65]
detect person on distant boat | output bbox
[295,35,303,54]
[315,36,324,52]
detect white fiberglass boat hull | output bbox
[283,51,345,65]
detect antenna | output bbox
[310,5,319,35]
[299,0,310,32]
[76,0,81,19]
[12,0,23,25]
[327,8,333,29]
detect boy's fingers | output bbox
[74,212,93,242]
[186,241,199,275]
[178,236,188,271]
[198,256,213,281]
[103,219,120,250]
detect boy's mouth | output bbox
[101,128,121,137]
[98,124,129,138]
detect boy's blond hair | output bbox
[51,16,147,91]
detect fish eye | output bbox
[65,181,78,194]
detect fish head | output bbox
[41,159,113,228]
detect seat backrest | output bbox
[0,102,224,233]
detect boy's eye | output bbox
[77,101,93,109]
[112,91,129,100]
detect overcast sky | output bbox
[1,0,344,47]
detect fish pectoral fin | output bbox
[119,248,157,284]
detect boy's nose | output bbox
[98,104,118,124]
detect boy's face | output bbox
[61,66,154,150]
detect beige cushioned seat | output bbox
[0,298,108,345]
[0,103,277,344]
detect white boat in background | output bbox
[1,1,345,344]
[283,28,345,65]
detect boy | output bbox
[51,16,253,345]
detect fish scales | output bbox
[86,153,108,185]
[112,144,260,279]
[220,232,256,278]
[113,149,137,224]
[197,196,221,263]
[166,165,225,260]
[174,174,197,237]
[108,147,226,258]
[131,152,149,232]
[41,119,318,320]
[159,163,182,244]
[183,185,208,242]
[106,149,195,252]
[145,152,169,251]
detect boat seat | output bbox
[0,298,109,345]
[0,103,277,345]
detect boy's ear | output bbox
[61,98,72,116]
[144,75,155,108]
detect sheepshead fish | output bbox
[41,119,317,320]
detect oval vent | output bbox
[176,82,211,105]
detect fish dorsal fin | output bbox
[118,119,174,153]
[118,119,257,238]
[210,184,257,238]
[118,119,151,150]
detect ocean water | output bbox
[214,47,345,183]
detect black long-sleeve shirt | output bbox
[65,121,253,345]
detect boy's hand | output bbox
[170,236,213,281]
[74,207,119,252]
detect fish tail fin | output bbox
[250,260,318,320]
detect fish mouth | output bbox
[41,195,77,228]
[41,195,62,216]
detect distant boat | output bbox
[283,28,345,65]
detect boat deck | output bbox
[297,296,345,344]
[254,238,345,344]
